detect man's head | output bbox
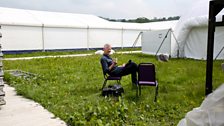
[103,44,112,55]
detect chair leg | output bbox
[102,79,107,89]
[136,84,139,97]
[154,85,159,102]
[139,85,141,96]
[117,80,121,84]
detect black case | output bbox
[102,84,124,96]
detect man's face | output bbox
[104,45,112,55]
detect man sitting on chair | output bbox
[100,44,138,85]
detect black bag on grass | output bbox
[102,84,124,97]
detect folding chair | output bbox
[137,63,158,102]
[100,63,122,89]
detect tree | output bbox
[99,16,180,23]
[135,17,149,23]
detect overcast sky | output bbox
[0,0,195,19]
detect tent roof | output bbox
[0,7,108,28]
[29,10,90,28]
[142,20,178,30]
[0,7,177,30]
[0,7,42,26]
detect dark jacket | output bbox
[100,54,123,75]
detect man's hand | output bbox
[109,61,116,71]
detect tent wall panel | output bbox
[170,32,178,57]
[43,27,87,50]
[184,27,207,59]
[214,27,224,59]
[142,29,171,55]
[184,27,224,59]
[1,25,42,51]
[88,29,122,48]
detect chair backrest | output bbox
[100,61,108,79]
[138,63,156,82]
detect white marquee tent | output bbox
[172,0,224,59]
[0,7,177,53]
[141,22,177,56]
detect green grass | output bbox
[3,47,141,58]
[4,49,96,58]
[3,53,224,125]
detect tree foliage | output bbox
[100,16,180,23]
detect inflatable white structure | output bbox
[173,0,224,59]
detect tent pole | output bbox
[155,29,170,56]
[215,46,224,60]
[121,28,124,49]
[87,26,89,50]
[41,24,45,52]
[206,1,216,96]
[205,0,224,96]
[170,30,180,58]
[132,31,143,48]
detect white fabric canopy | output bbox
[172,0,224,59]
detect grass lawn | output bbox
[3,47,141,58]
[3,53,224,125]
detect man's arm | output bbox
[109,62,116,71]
[101,57,116,74]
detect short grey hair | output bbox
[103,44,111,49]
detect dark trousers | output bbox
[112,61,138,84]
